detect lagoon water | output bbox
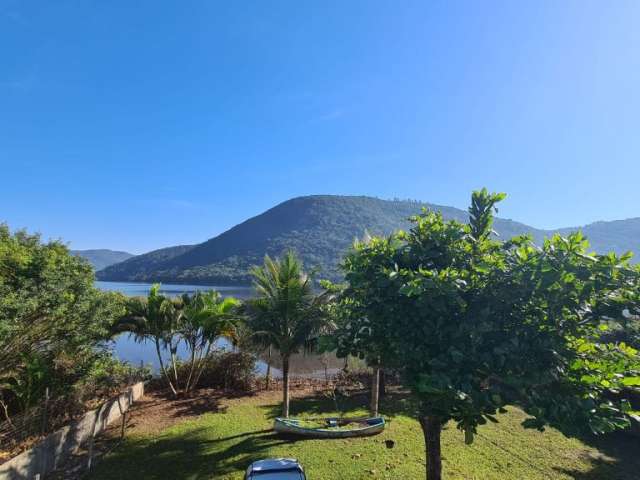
[97,281,253,372]
[96,281,253,299]
[97,281,343,378]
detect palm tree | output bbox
[179,291,240,392]
[245,251,331,417]
[112,284,180,396]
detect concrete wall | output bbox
[630,414,640,438]
[0,382,144,480]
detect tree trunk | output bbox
[282,355,290,418]
[370,367,380,417]
[192,343,212,390]
[419,415,442,480]
[170,345,180,390]
[265,346,272,390]
[184,339,197,393]
[155,339,177,396]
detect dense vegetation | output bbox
[114,285,241,396]
[97,195,640,285]
[71,249,135,271]
[331,190,640,480]
[0,225,142,428]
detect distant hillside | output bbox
[556,218,640,258]
[96,244,193,277]
[97,195,640,285]
[71,249,135,271]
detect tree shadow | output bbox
[168,394,227,418]
[261,388,419,421]
[552,431,640,480]
[87,426,298,479]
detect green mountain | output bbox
[71,249,135,271]
[96,195,640,285]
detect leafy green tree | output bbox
[0,224,126,415]
[340,190,640,480]
[114,284,181,396]
[178,291,240,392]
[245,251,331,417]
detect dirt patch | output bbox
[120,388,231,436]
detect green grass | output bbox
[87,391,640,480]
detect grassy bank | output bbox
[87,389,640,479]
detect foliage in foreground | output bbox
[0,224,133,421]
[334,189,640,479]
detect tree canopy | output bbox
[0,224,127,414]
[337,190,640,480]
[244,251,332,417]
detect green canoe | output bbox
[274,416,385,439]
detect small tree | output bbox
[341,190,640,480]
[113,284,181,396]
[179,291,240,392]
[245,251,331,417]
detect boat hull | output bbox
[273,417,385,439]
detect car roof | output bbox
[248,458,303,473]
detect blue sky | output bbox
[2,1,639,254]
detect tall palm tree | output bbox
[112,284,180,396]
[179,291,240,392]
[245,251,331,417]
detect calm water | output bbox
[97,281,342,378]
[96,281,253,299]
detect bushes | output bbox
[0,349,150,422]
[77,354,151,403]
[177,351,256,392]
[0,224,133,423]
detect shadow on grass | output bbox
[552,431,640,480]
[89,426,297,479]
[261,389,419,420]
[262,391,640,480]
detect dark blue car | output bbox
[244,458,306,480]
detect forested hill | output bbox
[96,195,640,285]
[71,249,134,271]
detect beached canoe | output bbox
[274,416,385,438]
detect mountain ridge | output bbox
[71,249,135,271]
[97,195,639,285]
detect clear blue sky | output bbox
[2,1,639,254]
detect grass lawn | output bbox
[87,389,640,480]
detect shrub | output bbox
[177,351,256,392]
[78,354,151,402]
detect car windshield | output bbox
[252,471,303,480]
